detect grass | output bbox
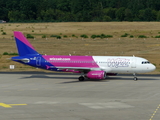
[1,22,160,39]
[0,22,160,74]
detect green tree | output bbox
[19,0,38,20]
[0,8,8,21]
[57,0,71,12]
[90,1,104,21]
[116,7,125,21]
[144,8,154,21]
[138,10,145,21]
[55,9,66,21]
[127,0,145,14]
[62,12,75,21]
[103,16,112,21]
[8,11,21,21]
[1,0,160,22]
[103,7,117,20]
[152,10,157,21]
[39,8,56,21]
[124,8,133,21]
[157,11,160,21]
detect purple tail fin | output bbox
[14,31,39,56]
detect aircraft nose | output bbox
[150,64,156,71]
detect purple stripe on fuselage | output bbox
[42,55,99,68]
[14,31,36,51]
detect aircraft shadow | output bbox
[107,76,158,81]
[60,76,159,84]
[0,71,80,75]
[19,74,159,83]
[20,74,109,83]
[60,79,109,84]
[20,75,78,80]
[1,71,159,81]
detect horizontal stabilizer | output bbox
[11,57,30,63]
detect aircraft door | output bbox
[36,57,41,66]
[131,57,136,68]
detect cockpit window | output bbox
[142,61,150,64]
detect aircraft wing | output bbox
[58,67,101,70]
[47,66,110,73]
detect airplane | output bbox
[11,31,156,81]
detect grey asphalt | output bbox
[0,72,160,120]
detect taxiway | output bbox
[0,72,160,120]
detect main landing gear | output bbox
[133,73,138,81]
[78,76,85,81]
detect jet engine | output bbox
[86,71,106,79]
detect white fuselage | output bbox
[92,56,155,73]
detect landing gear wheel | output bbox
[78,76,85,81]
[134,77,138,81]
[133,73,138,81]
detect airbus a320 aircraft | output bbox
[11,31,156,81]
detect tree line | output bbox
[1,0,160,22]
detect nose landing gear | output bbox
[133,73,138,81]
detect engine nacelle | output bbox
[86,71,106,79]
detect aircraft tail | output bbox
[14,31,39,56]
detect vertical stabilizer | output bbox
[14,31,39,56]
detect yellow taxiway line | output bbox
[0,103,27,108]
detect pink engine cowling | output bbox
[86,71,106,79]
